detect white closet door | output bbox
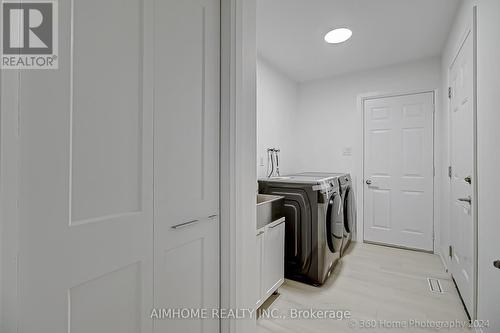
[16,0,154,332]
[153,0,220,332]
[364,92,434,251]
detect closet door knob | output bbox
[494,260,500,269]
[366,179,372,185]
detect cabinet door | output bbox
[256,230,265,307]
[263,221,285,295]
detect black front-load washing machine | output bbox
[258,175,343,286]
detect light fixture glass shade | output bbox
[324,28,352,44]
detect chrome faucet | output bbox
[274,149,280,177]
[266,148,281,178]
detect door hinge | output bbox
[448,87,452,99]
[448,166,452,178]
[449,245,453,258]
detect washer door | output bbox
[326,191,343,253]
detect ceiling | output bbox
[257,0,461,82]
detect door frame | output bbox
[446,6,478,320]
[356,89,437,252]
[0,52,20,332]
[220,0,257,332]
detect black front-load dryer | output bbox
[258,175,343,286]
[292,172,356,257]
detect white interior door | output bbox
[153,0,220,332]
[16,0,154,331]
[449,30,474,316]
[364,92,434,251]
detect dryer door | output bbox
[326,191,343,253]
[343,185,356,234]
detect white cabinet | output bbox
[255,217,285,308]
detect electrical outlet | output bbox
[342,147,352,156]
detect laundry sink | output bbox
[257,194,284,229]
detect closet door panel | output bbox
[153,1,220,332]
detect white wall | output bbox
[295,58,442,243]
[476,0,500,330]
[257,57,299,178]
[296,57,441,172]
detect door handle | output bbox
[464,176,472,184]
[457,196,472,204]
[171,219,200,229]
[171,214,217,230]
[269,220,285,228]
[366,179,372,185]
[494,260,500,269]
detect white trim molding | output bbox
[220,0,257,333]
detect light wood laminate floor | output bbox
[257,242,470,333]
